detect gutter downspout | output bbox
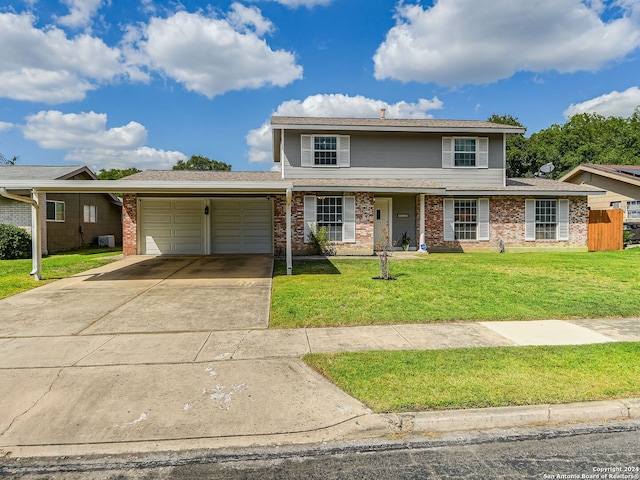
[285,187,292,276]
[0,188,42,280]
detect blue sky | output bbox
[1,0,640,173]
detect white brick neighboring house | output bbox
[0,115,606,278]
[0,166,122,254]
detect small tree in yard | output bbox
[0,224,31,259]
[308,225,335,255]
[374,225,395,280]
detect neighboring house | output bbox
[116,115,602,259]
[560,163,640,244]
[560,164,640,223]
[0,165,122,254]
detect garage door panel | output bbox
[211,198,272,254]
[141,199,205,255]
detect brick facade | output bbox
[121,192,588,256]
[122,194,137,256]
[422,195,588,252]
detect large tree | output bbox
[487,114,529,178]
[97,167,141,180]
[0,153,18,165]
[173,155,231,171]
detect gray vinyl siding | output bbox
[282,130,505,186]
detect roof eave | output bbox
[273,123,524,135]
[446,188,606,196]
[0,180,293,194]
[560,165,640,187]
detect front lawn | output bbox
[0,248,122,299]
[270,250,640,328]
[304,343,640,412]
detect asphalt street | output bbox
[5,422,639,479]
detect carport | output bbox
[0,177,295,279]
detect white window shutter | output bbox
[525,199,536,241]
[442,137,453,168]
[558,199,569,241]
[343,196,356,243]
[443,199,455,241]
[301,135,312,167]
[478,198,490,240]
[303,195,316,243]
[338,135,350,167]
[478,137,489,168]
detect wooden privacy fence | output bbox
[588,209,623,251]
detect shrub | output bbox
[0,224,32,260]
[308,225,336,255]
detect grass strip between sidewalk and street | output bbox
[271,249,640,328]
[0,248,122,299]
[304,342,640,413]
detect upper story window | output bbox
[46,200,65,222]
[627,200,640,219]
[314,137,337,165]
[301,135,350,168]
[442,137,489,168]
[454,138,477,167]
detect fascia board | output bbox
[292,185,445,194]
[276,124,525,135]
[0,180,293,194]
[446,189,606,196]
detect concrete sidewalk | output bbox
[1,317,639,459]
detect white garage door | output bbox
[140,198,205,254]
[211,198,272,254]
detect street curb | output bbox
[379,398,640,435]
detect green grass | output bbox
[304,343,640,412]
[271,250,640,328]
[0,248,122,299]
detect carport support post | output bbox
[286,187,292,275]
[419,194,426,250]
[31,189,42,281]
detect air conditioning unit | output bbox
[98,235,115,247]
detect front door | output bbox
[374,198,391,249]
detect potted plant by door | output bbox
[400,232,411,251]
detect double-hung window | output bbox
[525,198,569,241]
[442,137,488,168]
[535,199,557,240]
[627,200,640,220]
[316,197,343,241]
[444,198,489,241]
[84,205,97,223]
[454,138,477,167]
[300,135,350,168]
[46,200,65,222]
[454,199,477,239]
[314,136,338,166]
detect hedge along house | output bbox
[0,115,603,280]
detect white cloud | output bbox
[20,110,183,170]
[564,86,640,118]
[246,94,443,163]
[56,0,104,28]
[228,3,274,35]
[133,9,302,98]
[374,0,640,85]
[267,0,332,7]
[23,111,147,149]
[65,146,187,170]
[0,12,140,103]
[0,121,14,132]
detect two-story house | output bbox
[0,114,603,278]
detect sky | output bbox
[1,0,640,173]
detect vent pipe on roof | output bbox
[380,108,386,119]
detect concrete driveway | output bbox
[0,255,273,337]
[0,255,384,457]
